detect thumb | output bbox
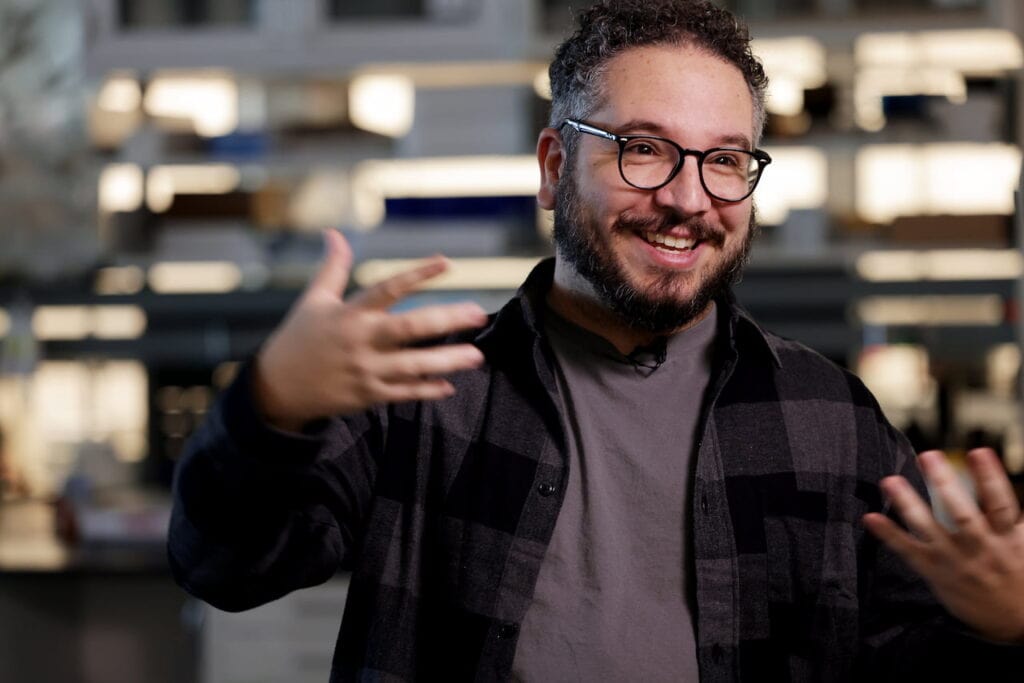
[309,229,354,297]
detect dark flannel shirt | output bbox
[169,258,1023,682]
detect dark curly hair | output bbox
[549,0,768,150]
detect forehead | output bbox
[594,44,754,144]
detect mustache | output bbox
[613,212,726,249]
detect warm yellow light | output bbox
[857,30,1023,73]
[95,266,146,295]
[92,305,147,339]
[987,343,1020,398]
[148,261,243,294]
[348,74,415,138]
[855,143,1021,223]
[289,170,349,230]
[92,361,148,463]
[765,77,805,117]
[754,146,828,225]
[752,37,826,116]
[856,295,1004,326]
[350,155,539,229]
[857,345,933,411]
[146,164,241,213]
[97,75,142,113]
[31,305,147,340]
[354,257,542,290]
[854,67,966,130]
[856,249,1024,282]
[144,74,239,137]
[534,69,552,101]
[854,30,1021,130]
[99,163,144,213]
[33,306,91,340]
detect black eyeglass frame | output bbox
[559,118,772,203]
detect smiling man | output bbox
[169,1,1024,681]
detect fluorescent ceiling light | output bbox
[97,74,142,113]
[144,74,239,138]
[92,305,147,339]
[148,261,243,294]
[856,295,1004,326]
[855,143,1021,223]
[146,164,241,213]
[854,30,1022,131]
[32,306,90,340]
[354,257,542,290]
[856,249,1023,282]
[752,37,827,116]
[854,67,965,131]
[534,70,551,101]
[289,170,349,230]
[856,30,1023,73]
[753,146,828,225]
[95,266,146,295]
[857,344,933,411]
[32,305,147,340]
[99,163,144,213]
[348,74,415,138]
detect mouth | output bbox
[640,230,701,253]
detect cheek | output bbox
[721,204,753,234]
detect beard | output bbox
[552,168,758,335]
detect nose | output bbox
[652,155,712,216]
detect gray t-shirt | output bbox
[511,303,718,682]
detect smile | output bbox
[642,231,699,252]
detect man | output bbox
[169,1,1024,680]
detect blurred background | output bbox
[1,0,1024,680]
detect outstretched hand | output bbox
[863,448,1024,643]
[253,230,489,432]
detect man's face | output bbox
[552,44,757,333]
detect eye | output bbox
[623,139,662,156]
[706,150,743,167]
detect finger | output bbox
[373,303,488,347]
[880,475,948,544]
[375,345,485,381]
[351,256,450,310]
[917,450,987,538]
[368,377,457,404]
[966,448,1021,533]
[308,229,354,297]
[863,512,930,574]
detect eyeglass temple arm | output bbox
[561,119,618,142]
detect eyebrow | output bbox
[612,118,753,150]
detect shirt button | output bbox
[537,482,557,497]
[497,623,519,640]
[712,644,724,664]
[700,495,709,514]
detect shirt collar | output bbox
[475,257,783,369]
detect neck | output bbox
[547,259,713,355]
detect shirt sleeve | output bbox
[856,417,1024,680]
[167,360,384,612]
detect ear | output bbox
[536,127,566,211]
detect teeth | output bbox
[643,231,696,250]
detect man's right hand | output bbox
[253,230,489,432]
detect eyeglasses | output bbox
[559,119,771,203]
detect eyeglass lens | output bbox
[620,138,760,200]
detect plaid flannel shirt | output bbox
[170,258,1022,682]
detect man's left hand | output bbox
[863,448,1024,643]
